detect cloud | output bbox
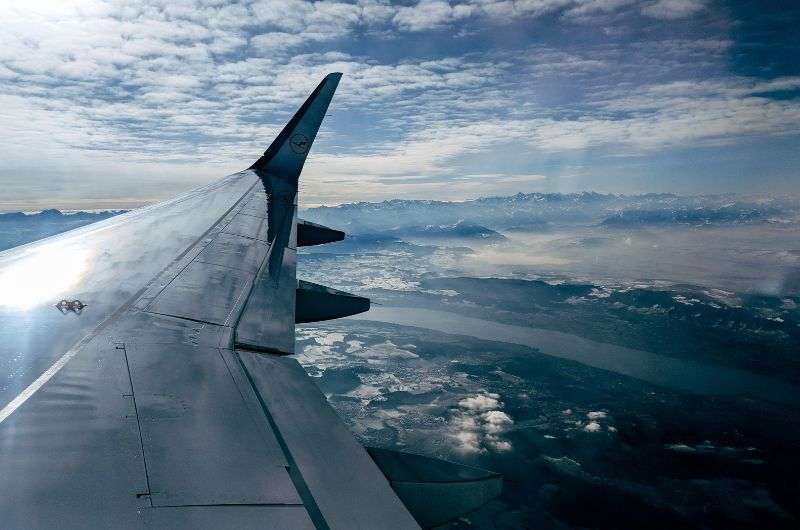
[0,0,797,208]
[299,69,800,203]
[584,421,602,432]
[450,392,514,453]
[251,32,306,53]
[459,393,501,411]
[482,410,514,433]
[567,0,637,17]
[640,0,706,19]
[393,1,473,31]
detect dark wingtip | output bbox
[249,73,342,175]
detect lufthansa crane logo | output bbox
[289,133,310,154]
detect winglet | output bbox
[250,72,342,181]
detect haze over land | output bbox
[297,192,800,528]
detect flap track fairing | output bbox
[295,280,369,323]
[297,219,345,247]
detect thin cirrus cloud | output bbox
[0,0,797,210]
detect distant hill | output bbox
[388,220,506,241]
[0,209,125,252]
[600,205,784,227]
[301,192,799,234]
[2,191,798,254]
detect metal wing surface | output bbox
[0,74,422,529]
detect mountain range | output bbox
[302,192,800,235]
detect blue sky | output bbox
[0,0,798,209]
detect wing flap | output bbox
[141,506,315,529]
[124,338,299,507]
[0,338,149,529]
[238,351,421,530]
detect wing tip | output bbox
[324,72,343,89]
[249,73,342,174]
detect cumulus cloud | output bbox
[450,392,514,453]
[584,421,602,432]
[459,393,501,410]
[482,410,514,433]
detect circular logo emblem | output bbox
[289,133,310,154]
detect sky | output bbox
[0,0,798,209]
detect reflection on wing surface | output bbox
[0,74,500,529]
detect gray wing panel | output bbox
[124,340,299,507]
[0,171,258,413]
[195,232,269,274]
[223,213,270,242]
[0,337,149,529]
[142,190,275,326]
[146,261,253,325]
[239,193,269,218]
[0,312,313,528]
[142,506,314,529]
[234,244,297,354]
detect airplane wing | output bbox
[0,74,500,529]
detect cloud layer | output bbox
[0,1,798,208]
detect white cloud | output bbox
[459,393,501,411]
[641,0,706,19]
[482,410,514,433]
[450,392,513,453]
[584,421,602,432]
[451,418,484,453]
[251,32,306,52]
[0,0,797,208]
[488,438,512,451]
[568,0,636,16]
[393,1,473,31]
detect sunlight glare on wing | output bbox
[0,244,90,310]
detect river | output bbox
[349,306,800,407]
